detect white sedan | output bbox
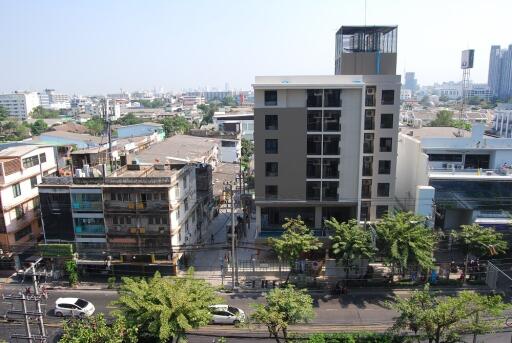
[209,304,245,325]
[54,297,95,317]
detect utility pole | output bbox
[5,257,47,342]
[224,181,237,290]
[103,98,113,173]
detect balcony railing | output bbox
[74,225,106,234]
[104,200,169,212]
[72,201,103,211]
[428,166,512,177]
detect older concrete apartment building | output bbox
[253,26,400,233]
[0,144,58,265]
[0,91,40,120]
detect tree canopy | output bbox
[268,217,322,281]
[241,138,254,172]
[160,116,192,137]
[222,95,237,107]
[30,119,48,136]
[327,218,375,271]
[139,99,166,108]
[389,286,508,343]
[429,110,454,127]
[198,103,219,125]
[0,118,31,141]
[114,271,219,343]
[84,116,105,136]
[30,106,61,119]
[0,106,8,120]
[251,285,314,343]
[115,113,144,126]
[59,314,137,343]
[374,212,437,275]
[452,224,508,258]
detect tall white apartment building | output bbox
[0,91,40,119]
[38,89,70,110]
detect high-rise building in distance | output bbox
[404,72,418,92]
[487,44,512,101]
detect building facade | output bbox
[0,145,58,259]
[404,72,417,92]
[493,103,512,138]
[253,75,400,234]
[487,44,512,100]
[0,91,40,119]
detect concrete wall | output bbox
[395,134,429,211]
[340,53,397,75]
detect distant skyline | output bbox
[1,0,511,95]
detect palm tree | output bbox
[326,218,375,283]
[374,212,437,280]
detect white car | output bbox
[54,298,95,317]
[209,304,245,325]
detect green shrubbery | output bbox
[301,333,406,343]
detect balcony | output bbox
[72,201,103,212]
[74,225,106,234]
[104,200,169,212]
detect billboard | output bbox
[461,49,474,69]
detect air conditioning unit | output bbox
[366,87,375,95]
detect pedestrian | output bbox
[210,234,215,244]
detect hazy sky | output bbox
[1,0,511,95]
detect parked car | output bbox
[54,298,95,317]
[209,304,245,324]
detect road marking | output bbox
[105,305,118,309]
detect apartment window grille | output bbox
[22,155,39,168]
[265,115,278,130]
[380,138,393,152]
[322,181,339,201]
[307,110,322,131]
[363,133,374,154]
[364,109,375,130]
[323,135,340,155]
[265,162,278,177]
[323,110,341,131]
[264,90,278,106]
[365,86,376,106]
[380,113,393,129]
[307,89,323,107]
[306,158,321,178]
[12,183,21,198]
[306,181,321,200]
[377,183,390,197]
[362,156,373,176]
[378,160,391,174]
[381,90,395,105]
[265,185,278,199]
[361,179,372,198]
[323,89,342,107]
[265,139,278,154]
[322,158,339,178]
[39,153,47,163]
[30,176,38,188]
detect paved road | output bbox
[1,285,511,342]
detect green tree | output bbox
[452,119,472,131]
[327,218,375,282]
[64,260,79,287]
[198,103,219,125]
[452,224,508,282]
[60,314,137,343]
[30,106,60,118]
[160,116,191,137]
[241,138,254,173]
[374,212,437,279]
[115,270,219,343]
[468,96,481,106]
[420,95,431,107]
[139,99,166,108]
[438,95,449,102]
[0,105,8,120]
[268,217,322,282]
[429,110,454,127]
[251,285,314,343]
[116,113,144,126]
[84,116,105,136]
[222,95,237,107]
[389,286,508,343]
[30,119,48,136]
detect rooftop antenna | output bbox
[459,49,474,137]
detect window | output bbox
[12,183,21,198]
[428,154,463,162]
[364,109,375,130]
[307,135,322,155]
[361,179,372,198]
[15,205,24,219]
[324,89,341,107]
[265,185,278,199]
[184,198,189,211]
[22,155,39,168]
[380,113,393,129]
[306,158,321,178]
[380,138,393,152]
[30,176,38,188]
[365,86,376,106]
[221,140,236,147]
[160,192,168,201]
[39,153,47,163]
[307,110,322,131]
[323,110,341,131]
[183,175,188,189]
[378,160,391,174]
[381,90,395,105]
[322,181,339,201]
[264,90,277,106]
[362,156,373,176]
[360,201,371,221]
[265,115,278,130]
[377,183,390,197]
[307,89,323,107]
[265,139,278,154]
[322,158,339,178]
[306,181,321,200]
[265,162,278,177]
[175,184,180,199]
[15,225,32,241]
[176,206,180,219]
[363,133,374,154]
[376,205,388,219]
[323,135,340,155]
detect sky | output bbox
[1,0,511,95]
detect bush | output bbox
[64,260,79,287]
[301,333,407,343]
[108,276,116,289]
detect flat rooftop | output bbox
[0,144,43,158]
[134,134,219,163]
[35,131,104,145]
[253,75,400,89]
[400,126,480,140]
